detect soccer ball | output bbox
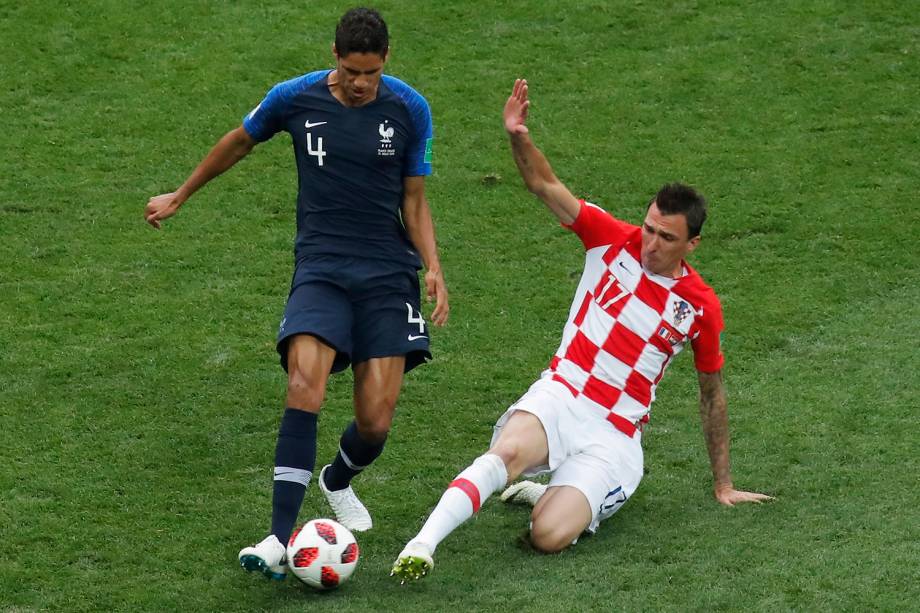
[287,518,360,589]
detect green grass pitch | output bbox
[1,1,917,610]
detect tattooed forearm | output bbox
[507,133,579,224]
[509,133,545,192]
[698,370,733,489]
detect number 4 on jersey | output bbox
[306,133,326,166]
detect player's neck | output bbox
[646,261,685,279]
[668,263,685,278]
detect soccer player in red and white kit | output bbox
[391,79,771,581]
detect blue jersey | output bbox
[242,70,433,269]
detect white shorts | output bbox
[491,376,644,532]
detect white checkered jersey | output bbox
[546,201,724,435]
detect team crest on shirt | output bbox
[673,300,692,326]
[378,121,396,156]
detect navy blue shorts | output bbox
[277,255,432,374]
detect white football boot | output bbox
[500,480,547,507]
[238,534,287,581]
[318,465,373,532]
[391,541,434,583]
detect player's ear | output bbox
[686,235,701,254]
[332,43,339,59]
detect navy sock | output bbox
[270,408,318,544]
[323,420,386,491]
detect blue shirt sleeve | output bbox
[383,76,433,177]
[242,71,329,142]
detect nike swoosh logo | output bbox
[304,120,327,128]
[408,335,428,341]
[618,261,631,273]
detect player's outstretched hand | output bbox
[145,192,183,229]
[425,268,449,327]
[503,79,530,135]
[715,485,774,507]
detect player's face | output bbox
[640,201,700,277]
[332,47,388,107]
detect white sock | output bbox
[411,453,508,553]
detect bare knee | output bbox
[527,486,591,553]
[529,517,579,553]
[352,358,403,443]
[286,369,326,411]
[354,413,391,444]
[354,395,398,443]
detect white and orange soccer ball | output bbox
[287,518,360,589]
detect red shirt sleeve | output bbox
[564,200,636,251]
[689,290,725,372]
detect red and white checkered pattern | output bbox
[546,202,724,436]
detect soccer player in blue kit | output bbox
[144,8,448,580]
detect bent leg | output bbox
[527,437,642,553]
[529,486,593,553]
[319,357,405,531]
[322,356,405,492]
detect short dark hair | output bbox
[335,7,389,58]
[650,183,707,239]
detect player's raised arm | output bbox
[504,79,581,225]
[145,125,257,229]
[697,370,774,506]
